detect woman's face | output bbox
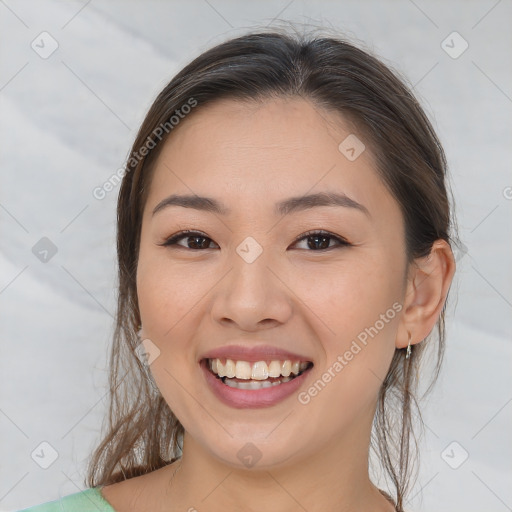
[136,97,409,469]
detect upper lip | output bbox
[200,344,313,363]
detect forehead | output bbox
[145,97,399,226]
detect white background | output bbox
[1,1,511,511]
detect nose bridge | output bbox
[211,235,292,328]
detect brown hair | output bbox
[86,28,458,510]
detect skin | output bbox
[101,97,455,512]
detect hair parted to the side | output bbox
[85,26,458,511]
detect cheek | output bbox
[298,257,400,397]
[136,253,209,338]
[297,255,400,337]
[136,256,205,417]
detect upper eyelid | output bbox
[292,230,349,244]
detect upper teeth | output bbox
[208,358,310,380]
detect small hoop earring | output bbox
[405,331,412,359]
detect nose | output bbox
[210,247,293,331]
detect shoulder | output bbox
[17,487,116,512]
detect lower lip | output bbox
[200,359,312,409]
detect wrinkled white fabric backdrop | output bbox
[1,1,511,511]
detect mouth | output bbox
[202,357,314,390]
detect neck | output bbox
[161,422,395,512]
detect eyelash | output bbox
[159,229,351,251]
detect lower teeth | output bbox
[222,376,294,390]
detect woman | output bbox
[20,28,457,512]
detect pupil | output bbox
[309,235,329,250]
[190,236,208,249]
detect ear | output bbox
[396,239,456,350]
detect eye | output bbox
[291,230,351,251]
[159,229,351,251]
[159,230,218,250]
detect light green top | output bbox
[18,485,397,511]
[17,487,115,512]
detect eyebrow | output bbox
[152,191,371,218]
